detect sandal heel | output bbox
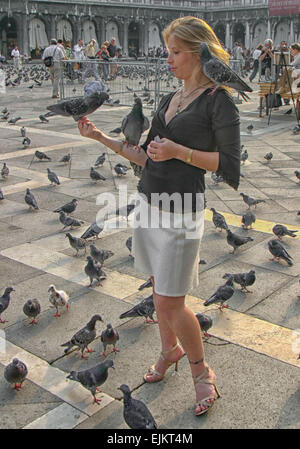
[144,342,184,383]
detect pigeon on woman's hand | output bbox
[121,97,150,146]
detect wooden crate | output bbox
[258,82,300,117]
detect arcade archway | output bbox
[0,16,17,58]
[128,21,139,57]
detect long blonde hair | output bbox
[163,16,231,92]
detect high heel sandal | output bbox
[193,365,221,416]
[143,343,185,383]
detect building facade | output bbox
[0,0,299,58]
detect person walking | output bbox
[249,43,263,82]
[11,45,21,71]
[96,43,110,81]
[107,37,118,79]
[77,16,241,417]
[83,39,100,82]
[42,38,66,98]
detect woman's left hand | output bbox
[147,138,179,162]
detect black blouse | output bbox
[138,87,240,212]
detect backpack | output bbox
[44,47,58,67]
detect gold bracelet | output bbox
[186,149,193,164]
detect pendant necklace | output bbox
[175,81,212,115]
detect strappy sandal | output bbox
[193,365,221,416]
[143,342,185,383]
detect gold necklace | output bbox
[175,82,212,115]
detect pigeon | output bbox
[0,189,3,201]
[1,162,9,179]
[138,278,152,291]
[44,111,57,118]
[223,270,256,293]
[8,116,21,124]
[90,167,106,182]
[199,42,252,101]
[24,188,39,211]
[59,211,83,230]
[65,232,86,256]
[241,211,256,229]
[47,168,60,186]
[240,149,248,164]
[240,193,265,209]
[1,107,8,114]
[204,277,234,310]
[4,358,28,391]
[210,208,228,232]
[59,153,71,164]
[35,150,51,161]
[226,229,254,253]
[46,91,109,121]
[109,127,122,134]
[264,152,273,162]
[119,294,157,323]
[118,384,158,429]
[114,165,128,177]
[81,221,104,240]
[23,298,41,324]
[285,108,292,115]
[48,284,70,317]
[100,323,120,357]
[39,114,49,123]
[22,137,31,148]
[211,172,224,185]
[114,203,136,221]
[268,239,293,266]
[66,359,115,404]
[84,256,107,287]
[54,198,78,214]
[115,163,131,172]
[20,126,26,137]
[94,153,106,167]
[272,224,298,240]
[247,124,254,133]
[126,236,133,258]
[121,97,150,146]
[90,245,114,266]
[195,312,213,338]
[294,170,300,183]
[61,314,103,358]
[0,287,15,323]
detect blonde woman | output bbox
[78,16,241,416]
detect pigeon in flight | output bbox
[226,229,253,253]
[23,298,41,324]
[272,224,297,240]
[204,277,234,310]
[4,358,28,391]
[223,270,256,293]
[46,91,109,121]
[121,97,150,146]
[240,193,265,210]
[25,188,39,211]
[118,384,158,429]
[199,42,252,101]
[267,239,293,266]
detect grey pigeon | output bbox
[66,232,86,256]
[8,116,21,124]
[47,168,60,186]
[272,224,298,240]
[94,153,106,167]
[66,359,114,404]
[210,207,228,232]
[23,298,41,324]
[114,203,136,221]
[0,287,15,323]
[0,189,3,201]
[240,193,265,209]
[81,221,104,240]
[59,153,71,164]
[90,244,114,266]
[4,358,28,391]
[109,127,122,134]
[61,314,103,358]
[90,167,106,182]
[2,107,8,114]
[129,161,143,178]
[20,126,26,137]
[119,294,157,323]
[25,188,39,211]
[240,149,248,164]
[241,211,256,229]
[268,239,293,266]
[100,323,119,356]
[39,114,49,123]
[264,152,273,162]
[23,137,31,148]
[247,124,254,133]
[204,277,234,310]
[59,211,83,230]
[54,198,78,214]
[46,91,109,121]
[118,384,158,429]
[223,270,256,293]
[35,150,51,161]
[211,172,224,185]
[294,170,300,183]
[84,256,107,286]
[1,162,9,179]
[195,312,213,337]
[200,42,252,101]
[114,165,128,177]
[126,236,133,258]
[121,97,150,146]
[138,278,152,291]
[226,229,253,253]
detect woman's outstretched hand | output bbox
[147,137,178,162]
[78,117,103,141]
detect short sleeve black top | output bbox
[107,44,117,58]
[138,87,241,212]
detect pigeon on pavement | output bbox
[247,124,254,133]
[241,211,256,229]
[48,284,69,317]
[195,312,213,338]
[119,294,157,323]
[90,244,114,266]
[204,277,234,310]
[66,359,115,404]
[138,278,152,291]
[268,239,293,266]
[25,188,39,211]
[59,211,84,230]
[61,314,103,358]
[47,168,60,186]
[20,126,26,137]
[0,287,15,323]
[264,152,273,162]
[8,116,21,124]
[211,172,224,185]
[294,170,300,183]
[94,153,106,167]
[35,150,51,161]
[272,224,298,240]
[121,97,150,146]
[0,189,3,201]
[59,153,71,164]
[39,114,49,123]
[46,91,109,121]
[1,162,9,179]
[100,323,120,357]
[126,236,133,258]
[118,384,158,429]
[226,229,253,253]
[54,198,78,214]
[240,192,265,209]
[90,167,106,182]
[210,208,228,232]
[84,256,107,286]
[223,270,256,293]
[22,137,31,148]
[240,148,248,164]
[4,358,28,391]
[81,221,104,240]
[114,165,128,177]
[23,298,41,324]
[200,42,252,101]
[114,203,136,221]
[65,232,86,256]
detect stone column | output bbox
[138,20,144,56]
[225,22,230,49]
[50,15,56,40]
[123,18,129,56]
[22,14,29,56]
[245,21,250,49]
[290,19,294,43]
[144,19,149,55]
[267,19,271,38]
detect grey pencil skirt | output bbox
[132,194,205,297]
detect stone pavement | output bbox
[0,70,299,430]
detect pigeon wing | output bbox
[203,57,253,93]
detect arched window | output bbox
[28,18,48,56]
[106,21,120,47]
[57,19,73,44]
